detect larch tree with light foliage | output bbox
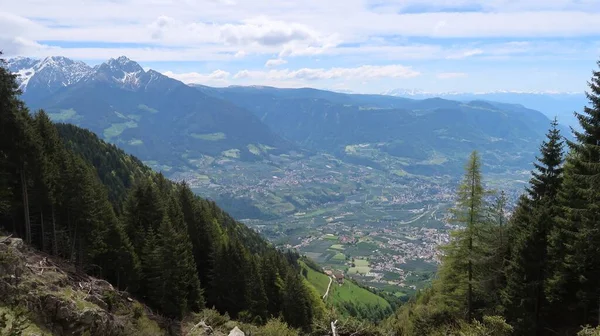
[435,151,487,321]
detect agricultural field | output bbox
[299,261,391,319]
[184,151,528,298]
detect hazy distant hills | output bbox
[8,56,573,176]
[193,85,561,174]
[382,89,587,130]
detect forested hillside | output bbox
[0,55,321,332]
[387,60,600,335]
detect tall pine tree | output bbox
[502,118,564,334]
[0,54,38,244]
[546,59,600,331]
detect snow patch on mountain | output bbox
[15,67,36,90]
[7,56,92,93]
[88,56,147,90]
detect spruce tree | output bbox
[282,269,313,330]
[546,59,600,330]
[32,110,65,253]
[140,227,163,308]
[503,118,564,334]
[246,255,268,323]
[157,215,189,319]
[0,55,37,244]
[122,181,164,253]
[478,190,510,317]
[177,183,218,289]
[164,194,205,313]
[260,252,285,317]
[209,239,249,318]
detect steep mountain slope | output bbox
[10,56,295,171]
[54,123,272,254]
[194,86,555,174]
[0,73,324,330]
[299,260,393,321]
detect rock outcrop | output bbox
[0,235,164,336]
[228,326,245,336]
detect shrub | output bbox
[258,318,299,336]
[579,326,600,336]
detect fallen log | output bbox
[0,235,13,244]
[189,320,213,335]
[331,320,338,336]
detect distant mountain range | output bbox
[9,56,294,170]
[382,88,587,130]
[192,85,563,174]
[7,56,573,176]
[8,56,92,103]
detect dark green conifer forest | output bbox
[0,54,319,329]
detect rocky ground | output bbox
[0,234,264,336]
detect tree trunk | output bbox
[597,294,600,327]
[468,168,475,322]
[40,207,45,252]
[51,205,58,256]
[468,238,473,322]
[77,235,83,272]
[11,215,16,235]
[535,220,548,335]
[71,222,77,263]
[20,169,31,245]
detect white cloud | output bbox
[358,11,600,38]
[437,72,468,79]
[0,12,50,56]
[2,1,600,69]
[379,0,600,12]
[219,17,321,46]
[233,64,420,81]
[446,48,484,59]
[265,58,287,67]
[163,69,231,84]
[1,0,600,95]
[4,1,600,42]
[278,40,340,57]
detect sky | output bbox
[2,0,600,94]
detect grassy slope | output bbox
[300,261,391,310]
[302,261,332,296]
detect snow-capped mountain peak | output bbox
[7,57,40,91]
[8,55,174,95]
[92,56,146,90]
[105,56,144,73]
[7,56,92,94]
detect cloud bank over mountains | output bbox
[2,0,600,92]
